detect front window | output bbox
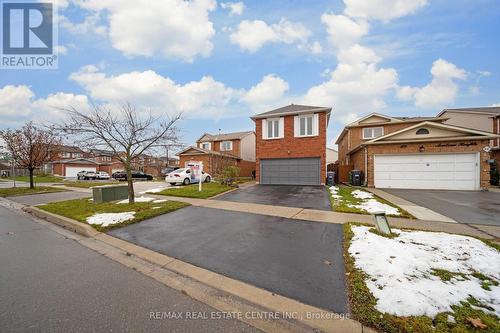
[221,141,232,151]
[267,118,280,139]
[299,115,314,136]
[201,142,210,149]
[362,127,384,139]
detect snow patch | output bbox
[329,186,341,199]
[348,199,400,215]
[152,199,167,203]
[116,196,155,204]
[351,189,373,199]
[86,212,135,227]
[349,226,500,317]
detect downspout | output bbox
[364,146,368,187]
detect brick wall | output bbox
[255,112,327,183]
[236,160,256,177]
[365,139,491,189]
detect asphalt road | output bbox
[384,189,500,226]
[0,204,259,333]
[109,206,347,313]
[217,185,332,211]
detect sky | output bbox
[1,0,499,150]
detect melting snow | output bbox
[116,196,155,204]
[349,226,500,317]
[351,190,374,200]
[348,199,400,215]
[86,212,135,227]
[329,186,341,199]
[152,199,167,203]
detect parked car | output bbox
[165,168,211,185]
[161,167,179,177]
[77,171,96,180]
[112,171,153,181]
[95,171,110,180]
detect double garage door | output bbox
[65,166,96,178]
[374,153,479,190]
[260,158,321,185]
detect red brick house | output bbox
[177,131,256,177]
[251,104,332,185]
[336,113,500,190]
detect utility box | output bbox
[326,171,335,186]
[92,185,129,204]
[350,170,364,186]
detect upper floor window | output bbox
[200,142,211,150]
[362,127,384,139]
[267,118,280,139]
[220,141,232,151]
[299,115,313,136]
[416,128,429,135]
[62,152,71,158]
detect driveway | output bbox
[217,185,331,211]
[383,189,500,226]
[109,206,347,313]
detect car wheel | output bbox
[183,178,190,185]
[205,176,211,183]
[170,183,177,186]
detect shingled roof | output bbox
[196,130,254,143]
[250,104,331,119]
[438,106,500,117]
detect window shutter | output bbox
[279,117,285,138]
[294,116,299,137]
[262,119,267,139]
[313,113,319,136]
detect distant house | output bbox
[326,147,338,170]
[177,131,255,177]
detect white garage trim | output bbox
[65,166,96,178]
[374,153,480,190]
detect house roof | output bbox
[48,158,104,165]
[56,145,84,153]
[250,104,331,120]
[197,130,254,143]
[437,106,500,117]
[176,146,240,159]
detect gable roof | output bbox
[437,106,500,117]
[196,130,254,143]
[176,146,240,159]
[251,104,331,120]
[48,158,102,165]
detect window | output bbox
[220,141,232,151]
[362,127,384,139]
[201,142,211,150]
[62,152,71,158]
[267,118,280,139]
[298,115,314,136]
[416,128,430,135]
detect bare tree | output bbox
[56,103,181,203]
[0,122,61,189]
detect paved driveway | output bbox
[217,185,331,211]
[384,189,500,226]
[109,206,347,313]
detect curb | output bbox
[21,205,372,333]
[23,206,100,237]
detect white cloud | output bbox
[55,45,68,55]
[321,13,369,48]
[0,85,34,117]
[491,103,500,107]
[229,18,311,53]
[220,2,245,16]
[397,59,467,108]
[244,74,289,110]
[59,12,107,36]
[68,0,217,62]
[337,44,380,64]
[309,41,323,54]
[343,0,428,21]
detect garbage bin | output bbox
[326,171,335,186]
[92,185,129,203]
[350,170,364,186]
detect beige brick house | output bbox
[336,113,500,190]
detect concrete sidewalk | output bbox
[147,194,500,241]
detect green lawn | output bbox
[152,182,234,199]
[5,175,64,183]
[38,198,190,232]
[0,186,66,197]
[343,223,500,333]
[327,185,413,219]
[62,181,120,188]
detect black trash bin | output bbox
[326,171,335,186]
[350,169,364,186]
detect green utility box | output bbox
[92,185,129,203]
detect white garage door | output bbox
[374,153,479,190]
[65,166,96,178]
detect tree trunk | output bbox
[126,165,134,204]
[28,168,34,189]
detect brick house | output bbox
[251,104,332,185]
[336,113,500,190]
[177,131,256,177]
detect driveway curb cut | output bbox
[21,204,373,333]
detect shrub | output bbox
[221,166,240,186]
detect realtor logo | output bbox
[1,1,58,69]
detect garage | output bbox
[260,157,321,185]
[374,153,479,190]
[65,166,96,178]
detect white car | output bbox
[165,168,211,185]
[96,171,110,180]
